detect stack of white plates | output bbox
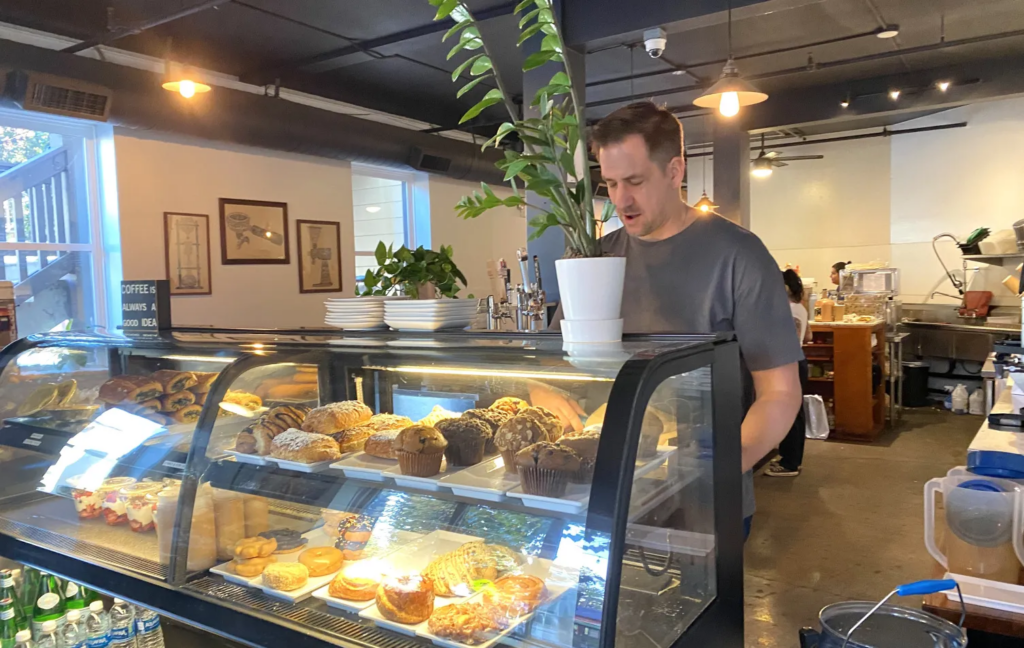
[384,298,478,331]
[324,296,405,330]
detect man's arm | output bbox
[742,362,802,472]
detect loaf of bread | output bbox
[301,401,373,434]
[150,370,198,394]
[270,430,342,463]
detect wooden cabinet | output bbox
[804,322,886,440]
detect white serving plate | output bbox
[324,314,385,321]
[634,446,678,480]
[358,530,484,634]
[265,456,337,473]
[330,451,397,482]
[437,456,519,503]
[210,561,262,586]
[384,308,477,316]
[326,323,387,331]
[382,457,467,491]
[506,482,591,515]
[260,570,338,603]
[325,304,384,312]
[311,584,378,613]
[210,529,334,593]
[223,449,269,465]
[384,303,478,311]
[327,296,407,303]
[385,319,472,332]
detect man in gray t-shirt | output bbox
[538,102,803,529]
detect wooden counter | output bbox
[805,322,886,440]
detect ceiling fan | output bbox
[751,133,823,177]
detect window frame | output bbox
[0,106,119,332]
[350,163,428,280]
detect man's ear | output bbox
[667,156,685,187]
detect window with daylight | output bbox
[352,166,422,279]
[0,108,115,336]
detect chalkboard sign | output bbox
[121,280,171,336]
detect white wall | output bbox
[689,95,1024,307]
[428,176,526,299]
[115,129,356,328]
[114,130,524,328]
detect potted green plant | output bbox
[426,0,625,340]
[360,242,469,299]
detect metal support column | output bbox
[712,117,750,229]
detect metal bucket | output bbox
[799,580,967,648]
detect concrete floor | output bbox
[744,407,981,647]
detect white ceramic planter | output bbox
[555,257,627,321]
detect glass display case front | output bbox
[0,330,742,648]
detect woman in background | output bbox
[765,270,811,477]
[830,261,851,287]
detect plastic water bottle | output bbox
[33,621,56,648]
[131,607,162,648]
[13,629,32,648]
[106,600,134,648]
[84,602,108,648]
[60,610,85,648]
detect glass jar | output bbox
[119,482,164,533]
[97,477,136,526]
[67,475,103,520]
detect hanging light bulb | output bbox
[692,116,718,213]
[162,57,211,99]
[751,157,773,178]
[937,80,951,92]
[693,3,767,117]
[694,191,717,212]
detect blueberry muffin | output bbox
[392,425,448,477]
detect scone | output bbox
[301,401,373,434]
[376,574,434,624]
[392,425,447,477]
[262,562,309,591]
[270,429,342,463]
[515,442,581,497]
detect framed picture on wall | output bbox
[163,212,212,295]
[296,219,343,293]
[218,198,290,264]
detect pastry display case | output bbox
[0,329,744,648]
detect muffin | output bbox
[494,415,552,474]
[514,442,581,497]
[392,425,448,477]
[489,397,529,417]
[639,409,671,459]
[436,417,492,466]
[518,406,563,442]
[557,430,600,484]
[464,408,512,453]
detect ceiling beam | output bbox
[61,0,231,54]
[242,1,518,85]
[561,0,766,47]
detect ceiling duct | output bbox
[0,40,504,184]
[4,70,112,121]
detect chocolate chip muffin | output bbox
[436,417,492,467]
[557,430,600,484]
[494,415,551,474]
[392,425,448,477]
[514,442,581,497]
[463,408,512,453]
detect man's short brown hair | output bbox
[591,101,683,167]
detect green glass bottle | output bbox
[84,585,100,606]
[0,598,18,648]
[0,573,26,633]
[16,569,37,623]
[63,581,87,615]
[30,573,65,639]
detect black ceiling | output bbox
[2,0,1024,140]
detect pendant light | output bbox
[692,116,718,213]
[693,2,767,117]
[161,39,211,99]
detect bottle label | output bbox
[0,576,13,589]
[36,593,60,611]
[86,635,110,648]
[65,583,79,598]
[0,608,12,620]
[109,625,134,641]
[137,615,160,634]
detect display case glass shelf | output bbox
[0,330,743,648]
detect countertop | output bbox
[900,320,1020,334]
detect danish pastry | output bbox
[375,575,434,624]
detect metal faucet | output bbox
[485,250,548,332]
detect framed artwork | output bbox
[296,219,343,293]
[163,212,212,295]
[218,198,290,264]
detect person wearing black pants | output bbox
[766,270,810,477]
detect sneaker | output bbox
[764,462,800,477]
